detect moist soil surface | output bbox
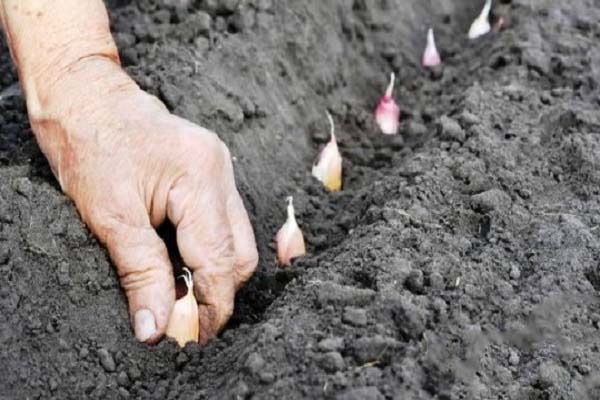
[2,0,600,399]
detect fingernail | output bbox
[134,309,156,342]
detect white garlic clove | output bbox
[275,196,306,266]
[422,28,441,67]
[312,112,343,191]
[166,268,199,347]
[468,0,492,40]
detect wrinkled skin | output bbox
[0,0,258,344]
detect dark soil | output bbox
[2,0,600,398]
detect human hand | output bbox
[33,57,258,344]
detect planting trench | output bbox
[2,0,600,399]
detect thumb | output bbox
[85,205,175,343]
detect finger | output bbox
[195,268,236,345]
[168,180,237,344]
[85,200,175,344]
[226,191,259,289]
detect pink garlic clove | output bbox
[375,72,400,135]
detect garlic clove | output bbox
[312,112,343,191]
[375,72,400,135]
[492,16,505,33]
[468,0,492,40]
[166,268,199,347]
[422,28,441,67]
[275,196,306,266]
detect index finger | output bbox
[168,179,237,343]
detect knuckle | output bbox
[189,225,236,270]
[237,248,259,280]
[205,137,228,169]
[119,264,170,293]
[82,205,171,292]
[184,131,229,170]
[89,208,139,247]
[244,246,259,269]
[74,183,144,241]
[234,270,252,288]
[211,233,236,263]
[80,202,115,240]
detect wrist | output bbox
[29,56,139,189]
[37,55,137,115]
[25,51,130,119]
[0,0,124,119]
